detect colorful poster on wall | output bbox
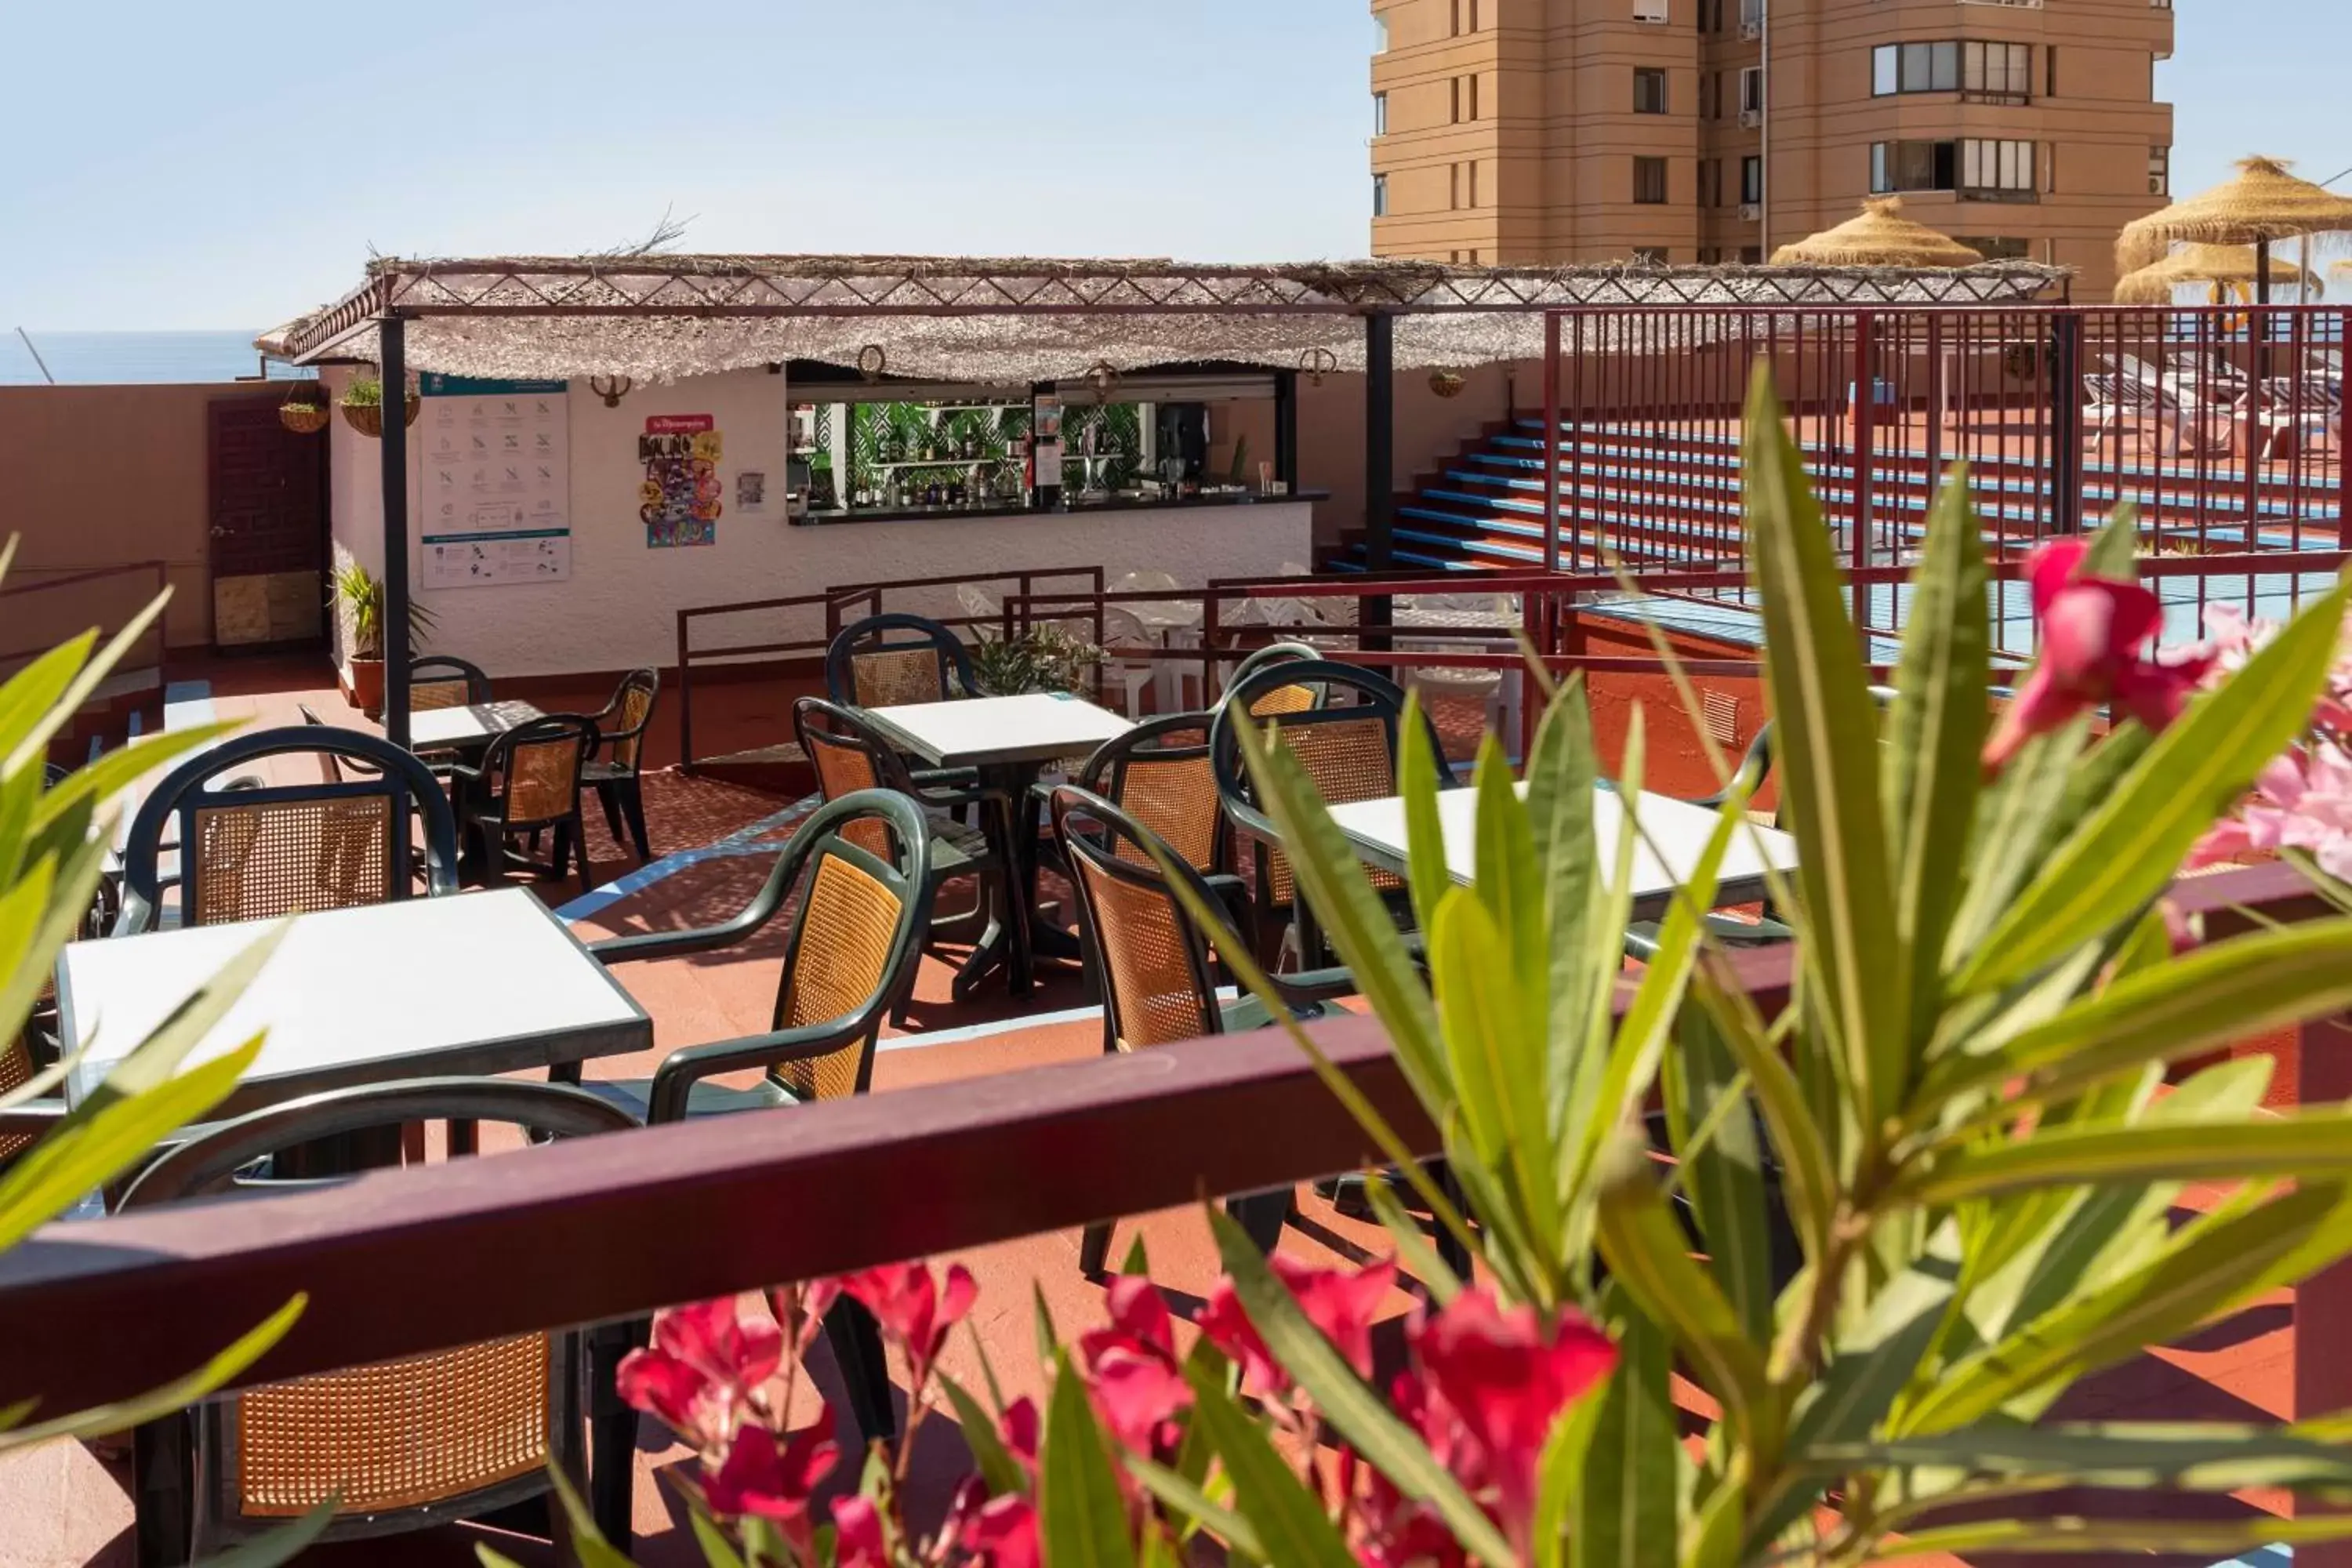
[641,414,723,548]
[418,377,572,589]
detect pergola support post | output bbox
[1542,311,1562,574]
[1363,311,1396,647]
[1273,370,1300,493]
[379,313,412,750]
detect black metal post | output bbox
[2049,311,2084,535]
[1363,312,1396,646]
[1273,370,1299,492]
[379,314,412,750]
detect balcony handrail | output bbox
[0,860,2321,1418]
[0,558,169,673]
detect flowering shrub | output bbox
[549,376,2352,1566]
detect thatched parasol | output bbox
[1770,198,1984,268]
[2117,157,2352,298]
[2112,242,2322,304]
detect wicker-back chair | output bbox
[1049,785,1352,1272]
[118,1078,637,1561]
[1220,640,1323,717]
[1210,659,1453,960]
[583,668,660,862]
[448,713,599,890]
[408,654,491,712]
[118,728,459,935]
[825,613,979,709]
[588,788,931,1445]
[793,698,1006,1020]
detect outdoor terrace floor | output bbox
[2,655,2302,1568]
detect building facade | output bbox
[1368,0,2174,297]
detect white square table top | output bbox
[54,887,648,1117]
[862,692,1134,770]
[408,699,546,750]
[1323,782,1798,920]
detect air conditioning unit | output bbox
[1739,18,1763,38]
[1738,201,1763,222]
[1738,107,1763,129]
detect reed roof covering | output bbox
[2112,242,2323,304]
[1769,199,1984,269]
[2118,158,2352,272]
[259,252,2067,383]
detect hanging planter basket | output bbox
[1428,371,1466,399]
[278,395,331,434]
[340,389,420,438]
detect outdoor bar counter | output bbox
[794,488,1329,528]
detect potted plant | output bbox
[967,623,1102,698]
[278,384,331,434]
[339,376,419,437]
[329,560,434,717]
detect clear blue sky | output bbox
[0,1,2339,330]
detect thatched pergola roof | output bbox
[258,252,2069,383]
[2118,158,2352,272]
[2113,241,2323,304]
[1769,199,1984,269]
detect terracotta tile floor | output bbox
[2,657,2303,1566]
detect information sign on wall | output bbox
[418,376,572,588]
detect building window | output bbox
[1373,13,1389,53]
[1956,236,2031,261]
[1698,245,1722,264]
[1634,0,1668,21]
[1633,247,1668,264]
[1962,137,2038,198]
[1450,0,1461,34]
[2150,144,2171,196]
[1468,72,1480,119]
[1740,154,1762,205]
[1468,0,1479,29]
[1872,41,1958,96]
[1634,67,1669,114]
[1739,0,1763,32]
[1451,78,1461,123]
[1373,93,1387,136]
[1871,140,1954,194]
[1962,41,2033,100]
[1468,160,1480,207]
[1740,65,1764,114]
[1739,245,1762,264]
[2045,45,2057,98]
[1634,156,1669,204]
[1373,174,1388,217]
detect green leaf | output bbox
[1033,1283,1060,1373]
[1208,1207,1513,1567]
[687,1510,751,1568]
[1900,1113,2352,1206]
[1884,467,1989,1044]
[1126,1455,1265,1563]
[1590,1138,1766,1439]
[1942,717,2096,973]
[0,1294,305,1453]
[1663,1004,1772,1344]
[1429,887,1560,1272]
[1181,1361,1356,1566]
[1928,920,2352,1129]
[1524,677,1602,1152]
[1693,969,1832,1265]
[1866,1511,2352,1563]
[1229,710,1451,1109]
[1568,1295,1677,1568]
[543,1461,641,1568]
[942,1375,1030,1497]
[1470,734,1547,1065]
[1040,1352,1138,1568]
[5,587,176,775]
[1819,1420,2352,1494]
[1959,573,2351,994]
[1118,1233,1152,1277]
[190,1497,339,1568]
[1902,1181,2352,1434]
[1399,689,1454,935]
[0,636,97,775]
[1741,364,1909,1130]
[29,720,241,839]
[1363,1173,1461,1305]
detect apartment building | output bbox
[1368,0,2174,298]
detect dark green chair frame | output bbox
[583,667,661,862]
[446,713,601,889]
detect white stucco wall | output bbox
[325,366,1310,679]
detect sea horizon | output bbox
[0,329,311,387]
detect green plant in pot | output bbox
[967,623,1102,698]
[329,560,436,718]
[339,376,419,437]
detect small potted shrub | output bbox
[339,376,420,437]
[967,623,1102,697]
[330,561,434,717]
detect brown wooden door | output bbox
[209,395,327,649]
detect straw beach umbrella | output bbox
[1771,198,1984,267]
[2113,242,2321,305]
[2118,157,2352,302]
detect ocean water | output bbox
[0,330,312,386]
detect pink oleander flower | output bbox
[1078,1276,1191,1454]
[702,1412,839,1535]
[1984,539,2214,774]
[843,1261,977,1388]
[615,1295,783,1450]
[829,1494,889,1566]
[996,1395,1040,1469]
[961,1492,1042,1568]
[1196,1256,1399,1397]
[2192,743,2352,880]
[1407,1289,1619,1555]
